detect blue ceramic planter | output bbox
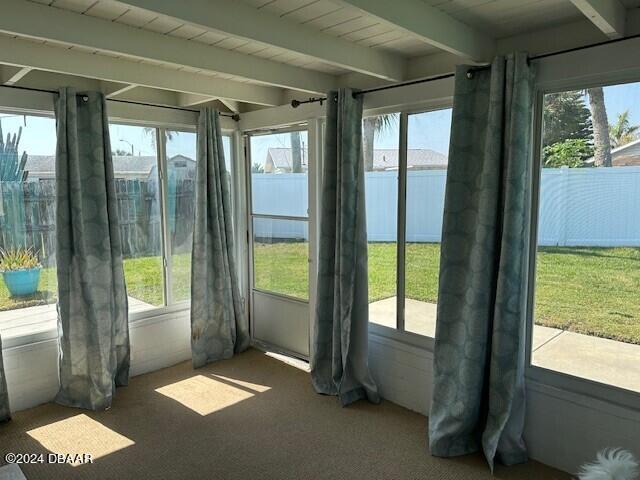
[2,268,41,297]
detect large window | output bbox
[404,109,451,337]
[110,123,164,313]
[164,132,232,304]
[531,82,640,393]
[165,130,197,304]
[111,125,233,311]
[365,114,399,327]
[0,113,58,338]
[365,108,452,338]
[0,112,233,338]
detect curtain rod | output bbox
[0,84,241,121]
[291,31,640,108]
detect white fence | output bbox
[252,167,640,247]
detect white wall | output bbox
[3,311,191,412]
[367,330,640,475]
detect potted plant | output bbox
[0,247,42,297]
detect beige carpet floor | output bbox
[0,349,570,479]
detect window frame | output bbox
[0,104,238,345]
[525,78,640,412]
[365,101,452,350]
[113,122,237,322]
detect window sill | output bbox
[367,321,640,417]
[1,302,191,350]
[368,322,435,353]
[526,364,640,416]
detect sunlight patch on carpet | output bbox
[27,414,135,466]
[155,374,270,416]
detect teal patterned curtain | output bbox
[311,89,379,406]
[191,108,248,368]
[0,334,9,422]
[55,88,130,410]
[429,54,534,469]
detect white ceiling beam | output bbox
[0,66,23,85]
[571,0,626,39]
[116,0,406,81]
[334,0,494,62]
[0,66,32,85]
[0,0,334,94]
[218,99,239,113]
[178,93,215,107]
[100,82,138,99]
[17,69,102,91]
[112,87,181,107]
[0,36,284,106]
[178,95,240,115]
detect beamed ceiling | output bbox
[0,0,639,111]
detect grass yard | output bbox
[253,241,309,300]
[0,253,193,312]
[1,243,638,345]
[535,247,640,344]
[252,242,640,345]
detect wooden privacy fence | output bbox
[0,177,196,267]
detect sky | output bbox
[0,117,230,167]
[2,80,640,165]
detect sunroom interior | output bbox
[0,0,639,479]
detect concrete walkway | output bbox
[0,296,155,340]
[370,296,640,393]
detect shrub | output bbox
[543,138,593,168]
[0,247,41,271]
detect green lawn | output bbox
[252,242,640,345]
[0,253,193,312]
[1,244,638,345]
[253,242,309,300]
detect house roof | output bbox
[373,148,448,170]
[23,154,194,177]
[585,139,640,166]
[266,148,309,171]
[611,138,640,154]
[265,147,447,171]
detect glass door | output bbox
[246,127,311,358]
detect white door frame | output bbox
[244,124,316,360]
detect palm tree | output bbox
[609,110,639,148]
[363,114,399,171]
[586,87,612,167]
[143,127,177,150]
[291,131,303,173]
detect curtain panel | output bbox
[0,334,9,422]
[55,88,130,410]
[191,108,249,367]
[311,88,379,406]
[429,53,534,469]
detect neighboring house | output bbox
[264,148,309,173]
[148,154,197,182]
[263,147,447,173]
[585,138,640,166]
[372,148,448,171]
[22,154,194,180]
